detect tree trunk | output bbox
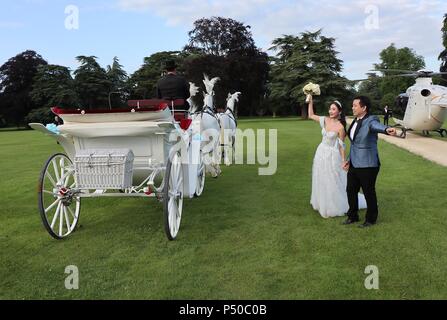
[301,103,308,119]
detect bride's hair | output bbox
[332,100,347,132]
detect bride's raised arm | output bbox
[307,95,320,122]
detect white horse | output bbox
[218,92,240,166]
[190,75,222,177]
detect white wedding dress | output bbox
[310,117,367,218]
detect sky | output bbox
[0,0,445,80]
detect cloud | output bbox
[117,0,446,79]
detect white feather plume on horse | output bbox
[187,82,200,114]
[203,74,220,95]
[226,92,241,111]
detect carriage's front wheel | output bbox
[163,152,184,240]
[38,153,81,239]
[194,161,205,197]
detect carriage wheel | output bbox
[194,160,206,197]
[232,136,236,164]
[163,152,184,240]
[38,153,81,239]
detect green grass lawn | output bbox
[1,119,446,299]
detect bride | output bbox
[307,95,366,218]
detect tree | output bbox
[30,64,79,109]
[373,44,425,114]
[106,56,129,107]
[73,56,111,109]
[129,51,183,99]
[439,14,447,85]
[183,17,269,116]
[185,17,256,56]
[269,30,353,117]
[374,43,425,94]
[0,50,47,126]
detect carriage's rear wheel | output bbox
[38,153,80,239]
[163,152,184,240]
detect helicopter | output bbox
[370,69,447,138]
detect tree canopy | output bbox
[73,55,111,109]
[0,50,47,125]
[183,17,269,116]
[268,30,353,117]
[129,51,183,99]
[106,56,129,107]
[185,17,256,56]
[358,43,425,115]
[31,64,79,109]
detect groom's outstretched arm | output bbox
[369,116,396,135]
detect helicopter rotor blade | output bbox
[370,68,417,74]
[389,74,419,77]
[347,78,370,82]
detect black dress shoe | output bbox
[358,222,375,228]
[342,218,359,225]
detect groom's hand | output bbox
[386,127,397,136]
[342,160,349,172]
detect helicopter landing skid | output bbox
[435,128,447,137]
[391,124,410,139]
[420,129,446,137]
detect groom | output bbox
[342,96,396,228]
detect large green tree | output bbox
[374,43,425,94]
[30,64,79,109]
[106,56,129,107]
[269,30,353,117]
[73,55,111,109]
[0,50,47,126]
[366,44,425,115]
[129,51,183,99]
[185,17,256,56]
[184,17,269,116]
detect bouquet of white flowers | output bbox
[303,82,321,102]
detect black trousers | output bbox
[346,166,380,223]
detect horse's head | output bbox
[203,92,214,110]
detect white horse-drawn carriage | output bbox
[30,99,205,240]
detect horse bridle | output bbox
[221,107,237,126]
[201,106,219,121]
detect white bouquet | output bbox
[303,82,321,102]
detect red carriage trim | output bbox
[179,118,192,130]
[50,99,188,115]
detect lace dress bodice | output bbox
[320,116,344,150]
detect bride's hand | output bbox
[342,160,349,171]
[306,94,312,103]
